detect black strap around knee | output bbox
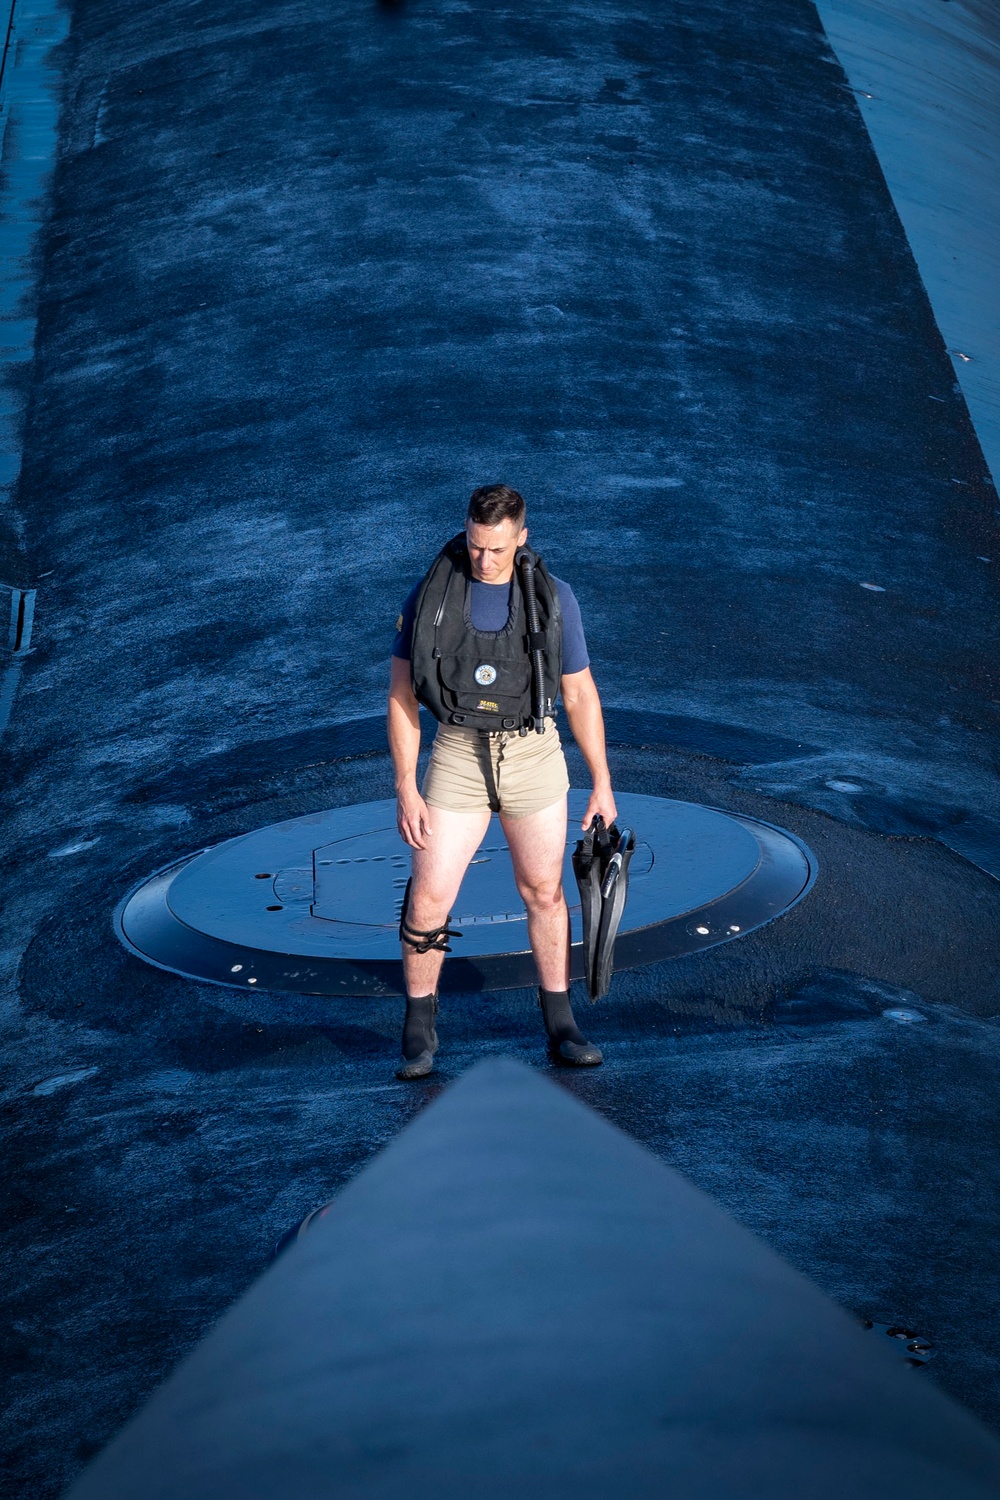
[399,878,463,954]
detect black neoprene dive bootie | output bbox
[538,988,603,1067]
[396,994,439,1080]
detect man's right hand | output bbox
[397,785,434,850]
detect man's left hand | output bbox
[581,785,617,831]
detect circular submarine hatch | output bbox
[115,790,816,997]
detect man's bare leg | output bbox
[397,804,491,1078]
[403,805,492,993]
[503,796,602,1066]
[501,795,570,989]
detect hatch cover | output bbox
[115,791,815,997]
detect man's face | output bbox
[465,518,528,584]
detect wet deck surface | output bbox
[1,0,999,1492]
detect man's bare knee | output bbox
[519,880,565,915]
[407,887,453,927]
[409,908,452,938]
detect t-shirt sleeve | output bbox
[553,577,590,676]
[391,583,420,661]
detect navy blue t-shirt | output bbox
[392,575,589,676]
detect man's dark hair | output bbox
[467,483,526,531]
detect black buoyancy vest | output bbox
[410,534,563,731]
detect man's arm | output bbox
[388,656,433,850]
[560,667,618,830]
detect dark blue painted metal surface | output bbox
[65,1061,1000,1500]
[3,0,1000,1489]
[116,791,815,995]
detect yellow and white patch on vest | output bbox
[395,613,403,632]
[477,699,499,712]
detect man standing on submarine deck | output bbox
[387,483,617,1080]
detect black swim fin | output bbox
[592,823,635,1000]
[573,817,635,1000]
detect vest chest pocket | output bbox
[438,654,531,714]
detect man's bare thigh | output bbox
[502,795,568,891]
[409,804,492,916]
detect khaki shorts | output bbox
[423,718,570,819]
